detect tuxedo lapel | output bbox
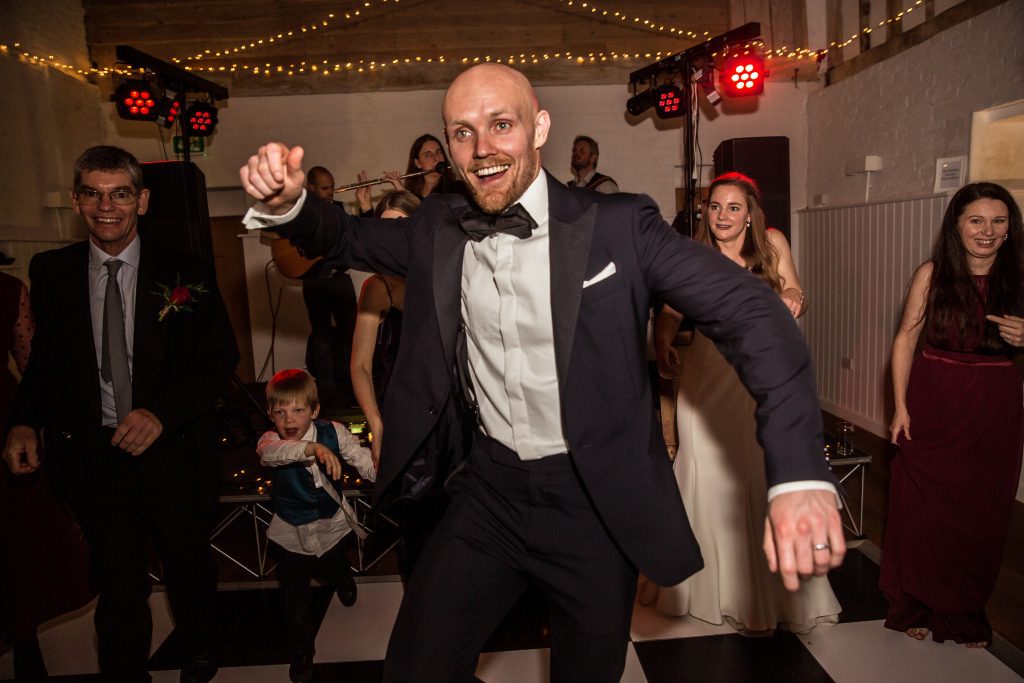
[432,201,470,369]
[67,244,103,421]
[547,176,596,394]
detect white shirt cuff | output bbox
[241,189,308,230]
[767,480,842,509]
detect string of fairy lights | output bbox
[171,0,707,67]
[2,0,929,83]
[0,42,124,78]
[171,0,411,64]
[830,0,925,49]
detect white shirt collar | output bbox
[515,170,549,229]
[89,234,141,270]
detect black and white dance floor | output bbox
[2,543,1021,682]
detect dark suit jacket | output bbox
[279,171,832,586]
[10,238,239,470]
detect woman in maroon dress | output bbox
[884,182,1024,647]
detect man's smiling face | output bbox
[73,169,149,256]
[443,64,550,214]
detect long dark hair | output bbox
[404,134,454,197]
[693,172,782,292]
[925,182,1024,352]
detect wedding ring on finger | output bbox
[813,543,831,552]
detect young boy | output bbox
[259,369,376,683]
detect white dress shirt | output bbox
[461,174,568,459]
[88,237,140,427]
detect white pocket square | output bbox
[583,262,617,288]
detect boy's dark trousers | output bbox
[272,539,352,657]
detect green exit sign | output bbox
[172,136,206,155]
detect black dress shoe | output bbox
[289,653,314,682]
[336,574,357,607]
[180,651,218,683]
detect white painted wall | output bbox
[0,0,101,253]
[806,0,1024,207]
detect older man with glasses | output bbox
[3,145,239,683]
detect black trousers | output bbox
[55,435,219,682]
[391,494,449,584]
[271,539,351,658]
[301,267,356,398]
[383,434,637,683]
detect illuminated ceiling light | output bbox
[155,93,182,129]
[114,79,159,121]
[721,53,766,97]
[654,83,685,118]
[185,101,218,136]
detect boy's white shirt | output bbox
[257,421,376,557]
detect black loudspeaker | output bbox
[713,137,790,242]
[138,161,212,260]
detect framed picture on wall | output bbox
[934,156,967,193]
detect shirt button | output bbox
[428,406,438,415]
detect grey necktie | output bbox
[101,259,132,423]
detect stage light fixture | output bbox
[626,89,654,116]
[156,94,182,129]
[654,84,685,119]
[114,79,159,121]
[721,53,766,97]
[185,101,218,136]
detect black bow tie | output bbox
[459,203,537,242]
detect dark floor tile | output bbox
[830,548,889,623]
[634,631,834,683]
[148,587,334,670]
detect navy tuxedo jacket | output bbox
[280,171,831,586]
[10,238,239,463]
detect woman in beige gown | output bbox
[650,172,840,634]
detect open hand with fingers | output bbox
[305,442,343,480]
[763,489,846,591]
[111,408,163,456]
[986,313,1024,347]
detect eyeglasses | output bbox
[75,189,138,206]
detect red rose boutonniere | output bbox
[156,278,208,321]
